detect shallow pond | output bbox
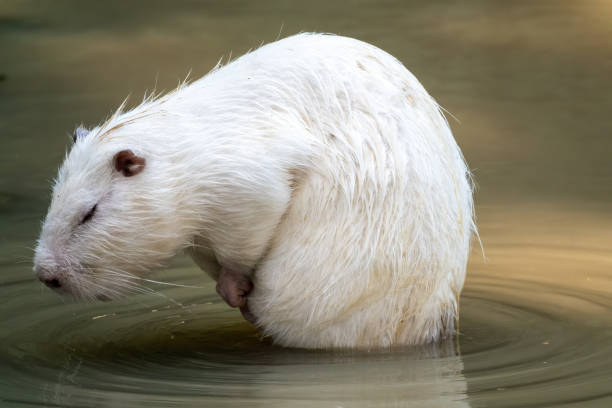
[1,1,611,407]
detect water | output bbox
[1,1,611,407]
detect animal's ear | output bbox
[113,150,146,177]
[73,126,89,143]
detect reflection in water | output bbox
[1,0,611,407]
[2,279,471,407]
[39,333,470,407]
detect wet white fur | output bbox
[34,33,476,348]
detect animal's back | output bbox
[227,34,477,348]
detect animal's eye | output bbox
[80,204,97,225]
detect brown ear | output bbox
[113,150,146,177]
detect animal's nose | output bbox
[41,277,62,288]
[35,265,63,289]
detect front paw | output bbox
[216,268,253,308]
[240,304,257,325]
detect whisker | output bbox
[129,277,204,289]
[95,268,194,312]
[104,267,205,289]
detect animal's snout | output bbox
[42,277,62,289]
[34,265,63,289]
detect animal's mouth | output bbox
[40,280,79,300]
[36,261,141,302]
[38,272,115,302]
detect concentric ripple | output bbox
[2,207,612,408]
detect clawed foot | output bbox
[240,303,256,324]
[216,268,255,323]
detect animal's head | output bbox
[33,121,191,300]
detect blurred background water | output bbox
[1,1,611,407]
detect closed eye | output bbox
[80,204,97,225]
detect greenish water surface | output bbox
[1,1,611,407]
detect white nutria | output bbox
[33,33,476,349]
